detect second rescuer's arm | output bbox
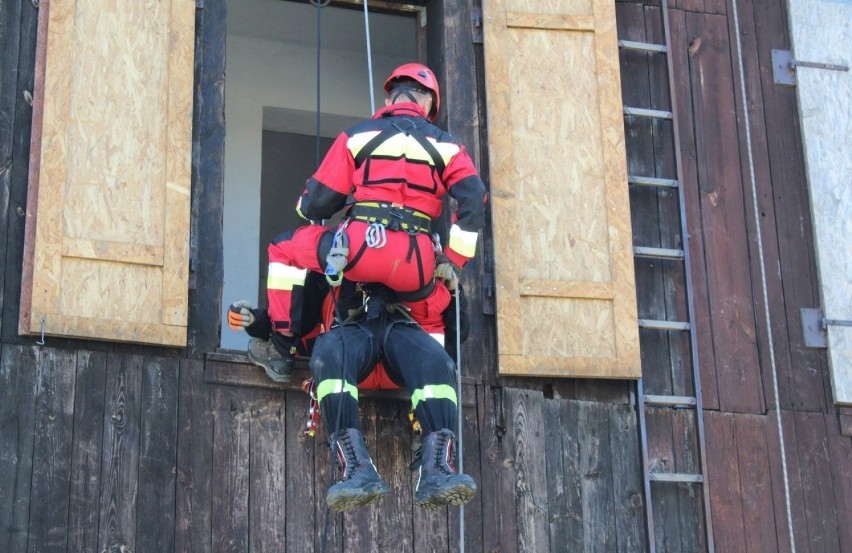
[296,133,354,221]
[442,146,487,270]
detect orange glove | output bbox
[228,300,256,331]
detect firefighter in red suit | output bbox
[263,63,487,380]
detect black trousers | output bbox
[309,315,457,436]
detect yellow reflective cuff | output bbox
[448,224,478,258]
[411,384,457,410]
[267,263,307,291]
[316,379,359,403]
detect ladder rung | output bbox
[639,319,691,331]
[624,106,673,119]
[633,246,684,260]
[618,39,668,53]
[643,394,697,407]
[650,472,704,483]
[628,175,680,188]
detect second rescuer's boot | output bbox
[247,332,296,383]
[415,428,476,509]
[326,428,389,512]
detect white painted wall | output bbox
[787,0,852,403]
[221,9,416,349]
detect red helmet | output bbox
[383,63,440,121]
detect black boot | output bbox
[415,429,476,509]
[326,428,389,512]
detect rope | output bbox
[363,0,376,114]
[453,275,466,553]
[730,2,796,550]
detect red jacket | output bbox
[297,102,487,268]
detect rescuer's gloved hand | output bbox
[434,254,461,290]
[228,300,256,331]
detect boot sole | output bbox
[327,485,389,512]
[247,349,291,383]
[415,482,476,510]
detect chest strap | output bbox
[349,202,432,234]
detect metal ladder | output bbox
[617,3,715,552]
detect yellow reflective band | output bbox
[267,262,307,291]
[347,131,382,159]
[348,131,460,167]
[410,384,457,410]
[448,224,478,258]
[316,379,359,403]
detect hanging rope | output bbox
[363,0,376,113]
[311,0,330,165]
[453,277,466,553]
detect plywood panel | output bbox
[484,0,640,378]
[20,0,195,346]
[788,0,852,405]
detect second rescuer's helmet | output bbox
[383,63,440,122]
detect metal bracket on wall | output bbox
[801,307,852,348]
[471,7,483,44]
[481,272,495,315]
[772,49,849,86]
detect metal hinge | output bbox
[772,49,849,86]
[471,7,483,44]
[481,272,495,315]
[801,307,852,348]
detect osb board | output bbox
[483,0,640,378]
[20,0,195,346]
[787,0,852,405]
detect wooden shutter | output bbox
[787,0,852,404]
[483,0,640,377]
[20,0,196,346]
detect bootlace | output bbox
[335,433,360,480]
[434,432,455,475]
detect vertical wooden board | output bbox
[137,358,180,553]
[249,393,286,552]
[617,2,673,397]
[25,349,76,553]
[793,411,841,552]
[578,401,616,553]
[22,0,196,346]
[97,353,144,553]
[543,400,583,551]
[188,0,226,357]
[667,8,720,411]
[483,0,640,378]
[825,414,852,552]
[764,411,802,553]
[67,350,107,553]
[670,410,704,552]
[0,346,38,552]
[375,400,414,552]
[644,408,680,553]
[175,360,213,553]
[686,12,763,414]
[284,391,321,552]
[503,389,548,552]
[342,401,381,550]
[734,414,781,553]
[703,411,747,553]
[455,382,483,553]
[211,387,250,553]
[752,0,830,412]
[608,404,646,552]
[477,388,518,553]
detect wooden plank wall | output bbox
[616,0,852,551]
[0,346,646,553]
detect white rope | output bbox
[363,0,376,114]
[730,2,796,550]
[453,276,465,553]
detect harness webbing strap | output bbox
[349,202,432,234]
